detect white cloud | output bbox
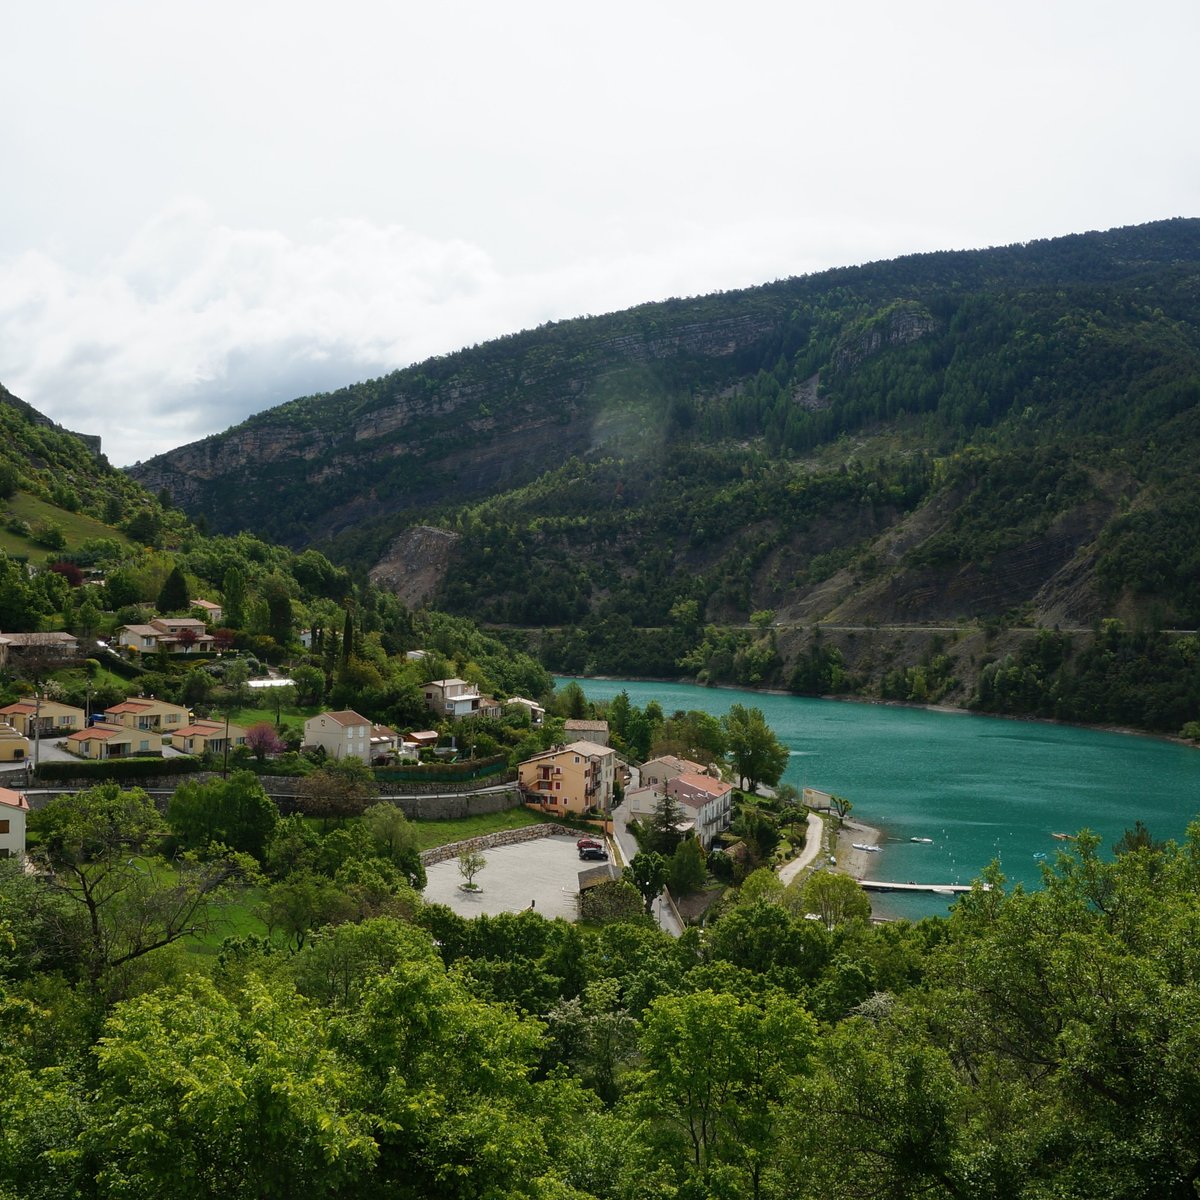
[1,2,1196,469]
[0,200,962,467]
[0,203,507,463]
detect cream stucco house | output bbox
[303,710,373,761]
[102,697,190,733]
[0,697,85,738]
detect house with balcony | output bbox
[101,696,191,734]
[0,697,86,738]
[422,678,489,720]
[0,788,29,859]
[518,739,615,817]
[666,772,734,848]
[303,710,373,761]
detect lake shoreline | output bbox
[557,674,1198,751]
[834,816,886,882]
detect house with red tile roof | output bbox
[0,697,86,738]
[102,697,190,733]
[66,723,159,760]
[114,618,214,655]
[518,740,616,816]
[666,772,734,848]
[167,720,248,757]
[303,710,372,761]
[191,599,223,623]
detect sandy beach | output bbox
[834,816,885,880]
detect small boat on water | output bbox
[1033,851,1048,861]
[910,837,934,844]
[1051,832,1075,841]
[852,842,882,853]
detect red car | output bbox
[576,838,603,851]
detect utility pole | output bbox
[31,691,41,775]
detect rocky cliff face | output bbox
[368,525,461,607]
[832,303,939,373]
[127,298,791,544]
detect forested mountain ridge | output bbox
[127,219,1200,729]
[128,217,1200,550]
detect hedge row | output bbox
[96,651,145,680]
[34,756,205,782]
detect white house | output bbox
[303,710,373,761]
[666,772,734,849]
[0,788,28,859]
[505,696,546,727]
[422,678,486,720]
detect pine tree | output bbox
[647,790,686,856]
[156,565,189,613]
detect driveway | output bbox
[610,795,684,937]
[423,836,592,922]
[778,813,827,887]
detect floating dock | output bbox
[859,880,983,895]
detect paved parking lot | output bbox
[423,836,600,921]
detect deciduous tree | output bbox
[722,704,788,794]
[625,851,668,914]
[30,783,248,989]
[245,721,285,763]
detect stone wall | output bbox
[22,773,524,819]
[421,821,598,866]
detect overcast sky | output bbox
[2,1,1197,466]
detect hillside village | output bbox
[2,220,1200,1196]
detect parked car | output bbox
[579,846,609,861]
[577,838,603,851]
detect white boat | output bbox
[852,842,881,853]
[910,837,933,844]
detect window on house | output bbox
[0,820,9,834]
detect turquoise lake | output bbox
[557,677,1200,920]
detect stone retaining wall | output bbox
[421,821,598,866]
[22,774,524,820]
[385,789,521,821]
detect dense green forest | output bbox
[3,781,1199,1199]
[125,220,1200,734]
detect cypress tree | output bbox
[156,565,189,613]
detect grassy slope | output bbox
[0,492,134,561]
